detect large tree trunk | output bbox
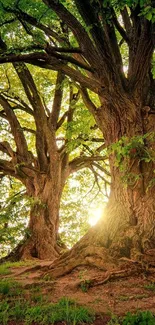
[20,198,60,260]
[79,92,155,257]
[46,94,155,277]
[1,164,68,263]
[20,170,66,260]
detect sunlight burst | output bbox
[88,207,103,226]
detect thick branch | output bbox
[45,44,93,72]
[0,158,15,177]
[74,0,123,86]
[120,7,132,37]
[112,9,130,44]
[50,71,64,129]
[3,6,65,44]
[92,162,110,177]
[0,51,101,93]
[13,62,49,171]
[2,92,34,116]
[43,0,99,68]
[0,141,15,158]
[0,94,29,159]
[69,155,107,173]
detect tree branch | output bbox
[3,6,66,44]
[13,62,49,171]
[45,44,93,72]
[22,127,36,134]
[69,155,107,173]
[112,8,130,44]
[0,141,15,158]
[56,111,68,130]
[0,51,101,93]
[120,7,132,37]
[0,94,29,159]
[49,71,64,129]
[2,92,34,116]
[43,0,99,68]
[92,162,110,177]
[0,159,15,177]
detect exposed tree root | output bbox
[41,245,155,281]
[89,265,143,287]
[41,245,119,278]
[73,264,155,292]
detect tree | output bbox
[0,61,107,260]
[0,0,155,271]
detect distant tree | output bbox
[0,0,155,272]
[0,62,108,260]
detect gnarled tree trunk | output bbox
[19,160,67,260]
[46,93,155,277]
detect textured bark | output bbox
[45,93,155,277]
[20,203,60,260]
[82,94,155,257]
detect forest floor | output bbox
[0,259,155,324]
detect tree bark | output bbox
[85,94,155,258]
[46,93,155,277]
[20,194,60,260]
[19,161,67,260]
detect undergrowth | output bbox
[0,261,34,275]
[0,276,155,324]
[0,295,95,325]
[108,310,155,325]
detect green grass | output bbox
[0,296,95,325]
[144,282,155,291]
[107,311,155,325]
[0,264,12,275]
[118,295,130,301]
[0,279,23,297]
[122,310,155,325]
[0,261,34,275]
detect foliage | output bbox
[0,177,30,257]
[110,133,155,185]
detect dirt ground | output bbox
[1,260,155,324]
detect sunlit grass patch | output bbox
[0,264,12,275]
[0,260,34,275]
